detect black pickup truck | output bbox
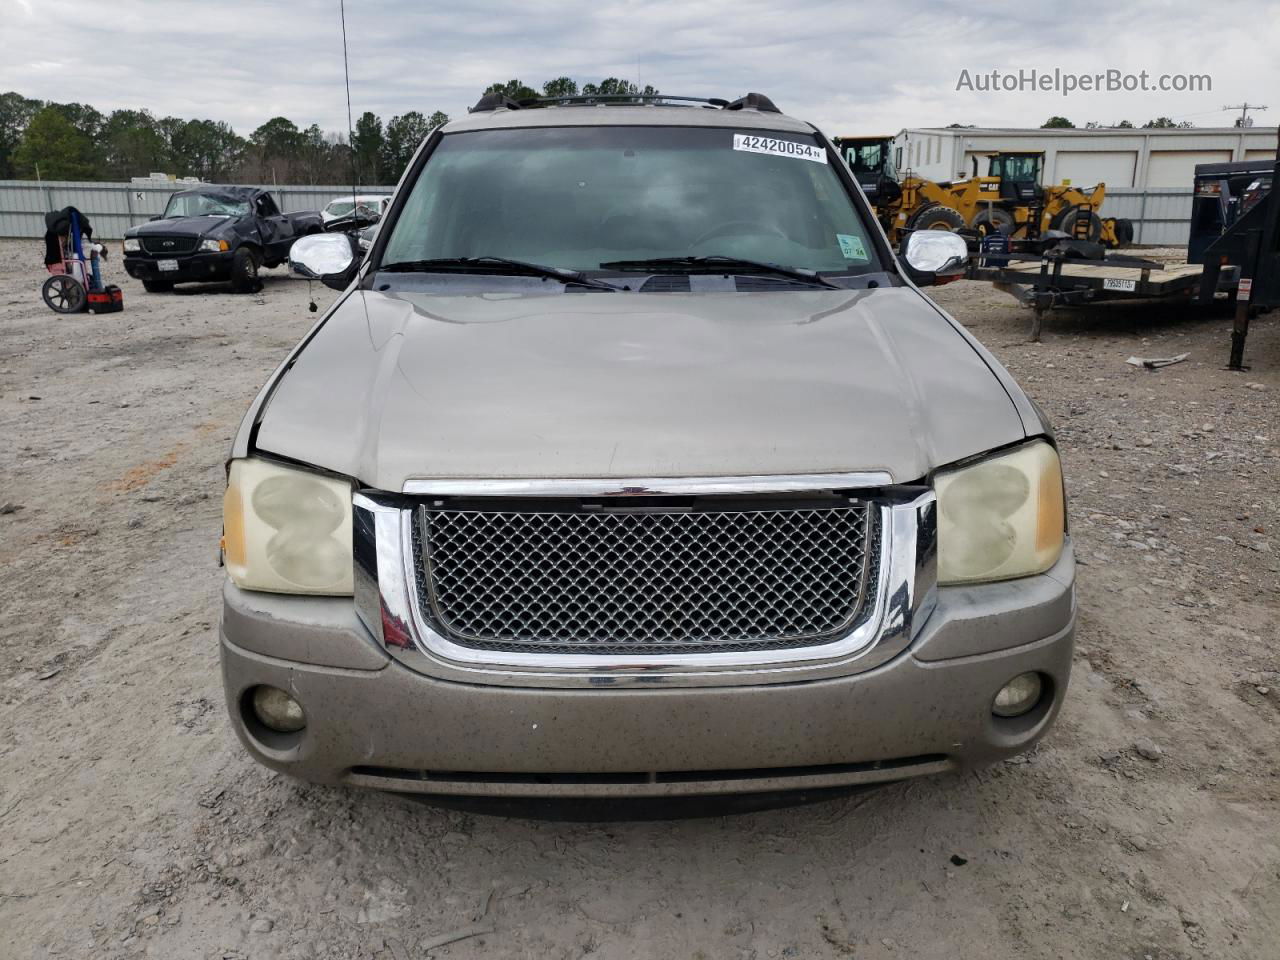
[122,186,323,293]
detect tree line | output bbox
[482,76,659,102]
[0,91,446,185]
[1040,116,1196,129]
[0,77,659,186]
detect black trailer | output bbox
[962,129,1279,366]
[966,251,1208,341]
[1187,158,1273,264]
[1196,154,1280,369]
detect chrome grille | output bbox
[413,502,875,655]
[140,235,199,255]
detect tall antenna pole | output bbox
[340,0,358,204]
[1223,102,1268,127]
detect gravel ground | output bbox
[1,239,1277,960]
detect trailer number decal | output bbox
[1103,278,1137,292]
[733,134,827,164]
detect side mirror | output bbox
[289,233,360,291]
[900,229,969,286]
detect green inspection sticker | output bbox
[837,233,868,261]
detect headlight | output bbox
[200,238,229,252]
[222,458,353,595]
[123,238,140,252]
[935,440,1065,584]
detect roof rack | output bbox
[469,92,781,114]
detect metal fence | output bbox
[0,180,395,240]
[1098,188,1194,246]
[0,179,1195,247]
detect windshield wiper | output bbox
[380,256,619,291]
[599,256,843,289]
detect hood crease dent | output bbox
[252,287,1028,491]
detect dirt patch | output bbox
[112,445,188,492]
[0,239,1277,959]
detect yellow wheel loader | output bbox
[831,135,902,231]
[834,141,1134,249]
[892,153,1133,248]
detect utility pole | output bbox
[1223,102,1268,127]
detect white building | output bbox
[893,126,1277,190]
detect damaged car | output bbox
[321,193,391,227]
[123,185,322,293]
[219,92,1075,800]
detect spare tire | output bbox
[1111,218,1135,247]
[911,204,966,232]
[1052,205,1103,243]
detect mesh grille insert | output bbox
[413,502,875,655]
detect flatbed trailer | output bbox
[961,128,1278,366]
[966,252,1213,341]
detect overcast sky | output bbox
[3,0,1276,136]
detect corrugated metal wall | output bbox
[1,179,1194,247]
[0,181,394,240]
[1098,188,1194,246]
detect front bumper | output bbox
[219,543,1076,797]
[123,251,233,283]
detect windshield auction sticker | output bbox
[733,134,827,164]
[837,233,868,260]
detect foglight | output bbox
[251,685,306,733]
[993,672,1044,718]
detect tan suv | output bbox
[219,92,1074,799]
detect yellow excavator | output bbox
[832,139,1134,248]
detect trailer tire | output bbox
[1053,205,1103,243]
[230,247,261,294]
[910,204,966,232]
[971,207,1015,235]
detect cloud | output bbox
[1,0,1274,136]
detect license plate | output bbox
[157,259,179,272]
[1103,277,1136,292]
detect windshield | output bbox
[990,155,1041,182]
[845,142,885,174]
[164,193,249,218]
[326,198,384,220]
[381,126,880,276]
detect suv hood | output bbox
[252,286,1029,490]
